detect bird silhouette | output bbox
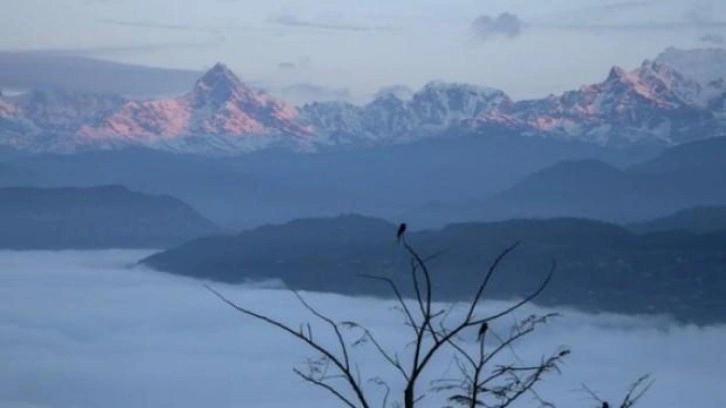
[478,322,488,341]
[602,403,610,408]
[396,223,407,243]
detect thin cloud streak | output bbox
[24,42,225,57]
[96,18,219,34]
[536,20,726,32]
[268,13,393,32]
[277,62,297,70]
[564,1,656,14]
[95,18,279,36]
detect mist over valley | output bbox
[2,5,726,405]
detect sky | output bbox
[0,0,725,101]
[1,250,725,408]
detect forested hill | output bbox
[142,214,726,324]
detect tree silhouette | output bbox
[206,235,649,407]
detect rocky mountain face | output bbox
[15,90,126,133]
[300,82,510,145]
[0,63,311,153]
[473,61,721,146]
[1,49,724,154]
[655,47,726,86]
[302,58,724,148]
[655,47,726,111]
[80,64,312,145]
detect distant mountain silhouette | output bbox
[0,52,200,97]
[630,205,726,234]
[1,134,653,229]
[3,136,724,231]
[483,159,648,220]
[142,214,726,324]
[411,136,726,226]
[0,185,219,249]
[631,135,726,175]
[2,48,725,154]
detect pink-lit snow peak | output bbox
[78,62,312,145]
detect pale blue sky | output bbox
[1,0,724,100]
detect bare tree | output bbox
[433,313,569,407]
[206,235,571,408]
[582,375,655,408]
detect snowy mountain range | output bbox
[0,64,314,153]
[1,48,725,154]
[471,60,721,146]
[301,81,510,146]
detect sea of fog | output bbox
[0,250,724,408]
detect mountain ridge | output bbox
[0,184,220,249]
[141,213,726,324]
[1,48,725,154]
[402,135,726,227]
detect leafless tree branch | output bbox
[207,229,650,408]
[205,285,371,408]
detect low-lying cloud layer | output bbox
[0,251,724,407]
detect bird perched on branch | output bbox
[396,223,407,243]
[478,322,488,341]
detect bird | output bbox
[477,322,488,341]
[602,403,610,408]
[396,223,407,243]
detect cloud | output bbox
[536,1,726,33]
[277,56,312,71]
[542,20,726,32]
[0,250,724,408]
[555,0,655,19]
[268,13,391,32]
[277,62,297,70]
[471,13,523,40]
[96,18,218,34]
[36,42,222,57]
[589,1,653,12]
[700,33,726,45]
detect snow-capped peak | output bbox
[191,63,256,107]
[603,61,688,100]
[635,60,706,105]
[655,47,726,85]
[373,85,414,101]
[419,80,503,97]
[2,48,726,155]
[473,57,717,146]
[653,47,726,108]
[0,98,19,117]
[299,81,511,144]
[26,63,315,153]
[196,63,242,89]
[606,66,629,82]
